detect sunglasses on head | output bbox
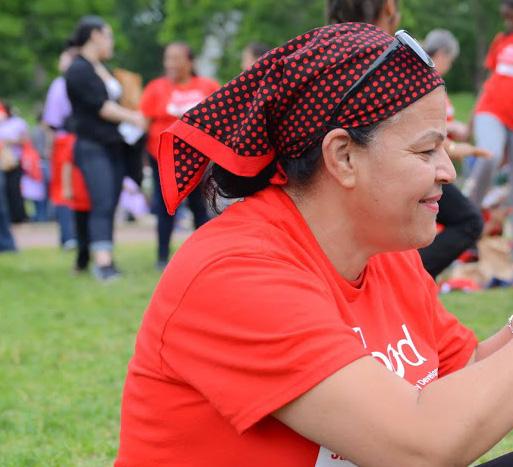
[330,30,435,122]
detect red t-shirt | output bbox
[115,187,477,467]
[475,32,513,129]
[140,76,220,158]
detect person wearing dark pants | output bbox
[150,157,209,268]
[4,166,27,223]
[419,183,483,278]
[74,138,124,273]
[0,169,16,252]
[65,16,145,280]
[140,42,219,269]
[74,210,90,271]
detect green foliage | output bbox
[400,0,503,91]
[160,0,324,81]
[0,0,508,100]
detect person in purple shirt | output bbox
[42,43,78,250]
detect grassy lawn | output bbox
[0,245,160,467]
[1,243,513,465]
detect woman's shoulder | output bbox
[66,56,94,81]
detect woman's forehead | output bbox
[375,88,447,143]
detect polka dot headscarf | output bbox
[158,22,444,214]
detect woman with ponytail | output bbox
[65,16,145,281]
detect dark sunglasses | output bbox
[329,30,435,124]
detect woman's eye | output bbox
[421,149,436,157]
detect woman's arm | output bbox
[274,339,513,467]
[99,101,146,129]
[471,323,513,363]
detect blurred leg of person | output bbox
[187,185,210,229]
[0,170,17,252]
[36,159,51,222]
[74,210,90,272]
[74,138,124,279]
[5,166,27,223]
[150,156,175,268]
[32,199,47,222]
[55,204,76,248]
[478,452,513,466]
[464,113,507,207]
[507,130,513,232]
[419,184,483,278]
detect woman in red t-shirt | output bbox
[464,0,513,220]
[117,22,513,467]
[140,42,219,269]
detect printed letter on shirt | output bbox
[315,447,358,466]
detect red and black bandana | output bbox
[158,22,444,214]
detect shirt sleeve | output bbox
[43,78,71,129]
[422,265,477,377]
[158,255,370,434]
[65,61,108,114]
[485,34,501,71]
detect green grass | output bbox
[0,245,160,466]
[2,244,513,465]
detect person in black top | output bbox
[65,16,145,281]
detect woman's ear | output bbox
[321,128,358,189]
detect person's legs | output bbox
[464,113,507,207]
[74,210,90,271]
[74,139,122,278]
[187,185,210,229]
[506,128,513,230]
[419,184,483,278]
[5,166,27,223]
[478,452,513,466]
[54,204,76,248]
[0,170,17,252]
[32,200,47,223]
[150,157,175,265]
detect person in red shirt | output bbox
[116,23,513,466]
[464,0,513,226]
[140,42,219,269]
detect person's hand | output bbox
[448,142,492,160]
[129,111,147,130]
[446,120,469,141]
[62,183,73,201]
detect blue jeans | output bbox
[0,170,16,252]
[150,157,209,261]
[74,138,124,252]
[55,205,76,246]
